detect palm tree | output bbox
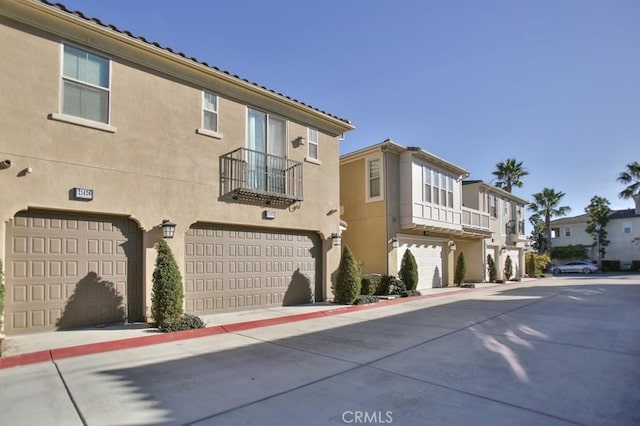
[617,161,640,200]
[492,158,529,193]
[528,188,571,256]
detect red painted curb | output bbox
[0,281,525,369]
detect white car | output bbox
[552,261,600,274]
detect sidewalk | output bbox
[0,281,515,368]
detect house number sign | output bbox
[73,187,94,201]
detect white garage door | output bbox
[501,249,520,279]
[397,239,444,290]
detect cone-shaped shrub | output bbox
[151,240,184,326]
[399,249,419,291]
[334,245,361,304]
[487,254,497,283]
[455,252,467,286]
[504,255,513,281]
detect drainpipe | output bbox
[383,145,390,275]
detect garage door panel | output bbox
[5,212,142,334]
[185,225,319,315]
[398,239,444,290]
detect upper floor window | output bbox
[62,44,110,124]
[623,222,632,234]
[203,91,218,132]
[366,156,382,202]
[488,195,497,218]
[551,227,560,238]
[423,166,454,207]
[308,128,319,160]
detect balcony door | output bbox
[247,109,286,193]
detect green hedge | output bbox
[632,260,640,272]
[601,260,621,272]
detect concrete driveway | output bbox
[1,275,639,425]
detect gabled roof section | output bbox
[462,180,529,205]
[340,139,470,178]
[550,208,640,225]
[4,0,354,134]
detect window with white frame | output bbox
[551,227,560,238]
[308,127,319,160]
[565,227,571,237]
[423,167,454,207]
[488,194,497,218]
[623,222,632,234]
[203,91,218,132]
[62,44,110,123]
[366,157,382,201]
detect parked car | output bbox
[552,261,600,274]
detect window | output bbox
[447,176,454,208]
[551,227,560,238]
[308,127,319,160]
[246,109,287,192]
[623,222,632,234]
[62,44,110,123]
[488,195,497,218]
[565,227,571,237]
[366,157,382,201]
[203,91,218,132]
[423,166,432,203]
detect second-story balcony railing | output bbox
[220,147,303,206]
[462,207,490,231]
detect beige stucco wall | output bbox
[455,239,485,282]
[339,156,388,274]
[0,10,351,315]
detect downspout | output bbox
[383,145,390,275]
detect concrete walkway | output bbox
[1,276,639,425]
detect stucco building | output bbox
[0,0,353,334]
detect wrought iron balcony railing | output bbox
[220,148,303,206]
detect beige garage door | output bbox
[185,225,320,314]
[4,211,142,334]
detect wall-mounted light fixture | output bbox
[331,233,342,246]
[161,219,177,239]
[0,159,12,169]
[423,230,429,237]
[448,241,457,251]
[391,238,399,248]
[500,246,507,253]
[297,136,306,145]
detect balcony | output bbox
[462,207,490,231]
[220,148,303,207]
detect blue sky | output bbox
[60,0,640,218]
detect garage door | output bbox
[502,249,520,279]
[397,238,444,289]
[185,225,320,314]
[4,211,142,334]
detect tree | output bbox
[492,158,529,193]
[334,245,361,304]
[151,240,184,326]
[528,212,547,254]
[487,254,497,283]
[399,249,419,291]
[528,188,571,256]
[503,255,513,281]
[455,252,467,286]
[585,196,611,263]
[617,161,640,200]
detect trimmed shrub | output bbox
[159,313,206,332]
[487,254,497,283]
[461,283,475,288]
[151,240,184,327]
[551,245,587,260]
[361,274,382,296]
[399,249,419,291]
[504,255,513,281]
[601,260,621,272]
[334,245,361,304]
[353,295,380,305]
[455,252,466,286]
[526,253,536,277]
[632,260,640,272]
[403,290,422,297]
[387,276,407,296]
[375,275,391,295]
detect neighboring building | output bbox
[0,0,354,334]
[461,181,528,280]
[549,196,640,269]
[339,140,528,290]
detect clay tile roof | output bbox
[40,0,352,125]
